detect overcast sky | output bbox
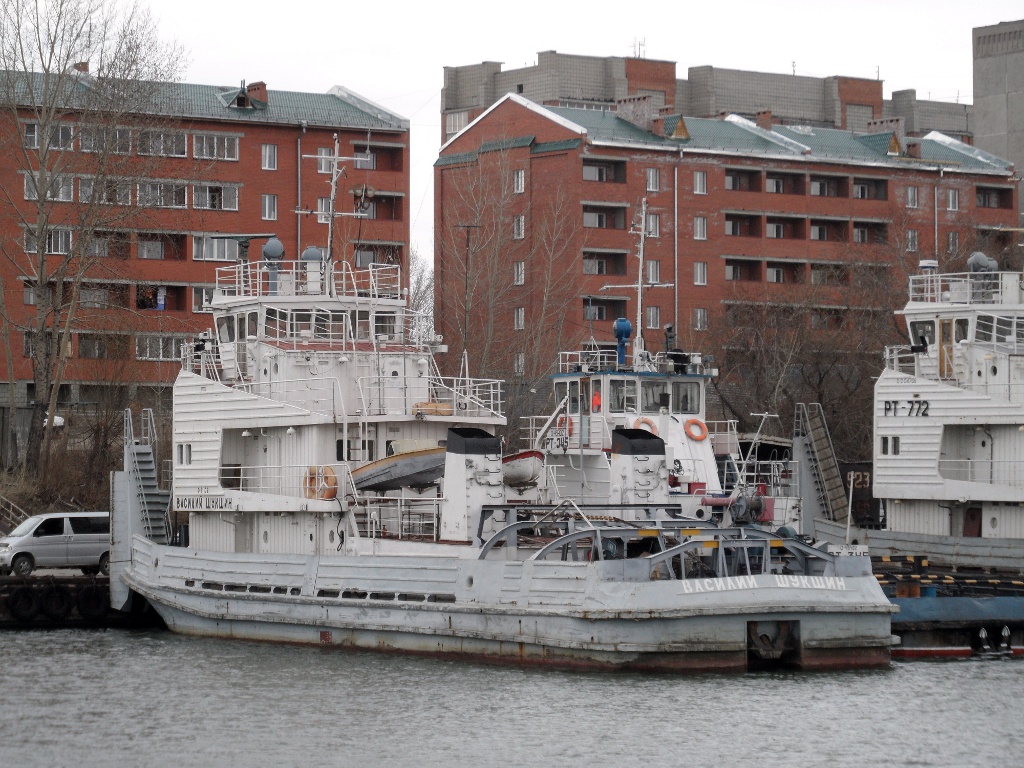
[146,0,1022,261]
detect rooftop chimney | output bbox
[73,62,89,73]
[755,110,773,131]
[615,95,655,132]
[246,81,268,104]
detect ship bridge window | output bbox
[975,315,994,342]
[291,311,312,338]
[641,381,668,413]
[609,379,637,413]
[672,382,700,414]
[909,321,934,346]
[246,312,257,338]
[568,381,580,414]
[994,316,1013,343]
[956,319,969,342]
[265,307,287,339]
[352,310,371,341]
[217,315,235,343]
[375,313,397,339]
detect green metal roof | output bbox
[479,135,535,153]
[531,138,582,153]
[434,150,479,167]
[5,71,408,132]
[546,106,674,146]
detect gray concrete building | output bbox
[974,19,1024,222]
[443,51,975,145]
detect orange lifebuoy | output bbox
[633,417,659,435]
[304,465,338,500]
[684,418,708,442]
[557,415,574,436]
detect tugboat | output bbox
[108,178,894,673]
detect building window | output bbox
[906,229,919,252]
[47,124,74,149]
[513,261,525,285]
[262,194,277,221]
[23,122,38,148]
[81,177,130,205]
[80,127,130,154]
[137,131,186,157]
[193,236,239,261]
[193,184,238,211]
[694,262,707,286]
[138,182,186,208]
[355,200,376,220]
[513,215,525,240]
[583,211,607,228]
[646,305,660,330]
[947,189,959,211]
[853,183,868,199]
[767,267,784,283]
[317,197,331,224]
[810,225,828,241]
[810,178,838,197]
[445,110,469,137]
[514,352,525,376]
[513,169,525,194]
[136,335,185,362]
[193,133,238,161]
[646,214,660,238]
[79,334,127,359]
[646,260,660,284]
[354,249,374,268]
[906,186,919,208]
[25,173,73,201]
[646,168,660,192]
[766,177,784,194]
[694,171,706,195]
[25,228,73,255]
[693,216,707,240]
[853,226,868,244]
[261,144,277,170]
[947,231,959,254]
[514,307,525,330]
[725,220,741,237]
[192,286,215,313]
[138,240,164,260]
[693,308,708,331]
[583,257,606,275]
[583,304,606,321]
[354,149,376,170]
[317,147,333,174]
[766,223,784,239]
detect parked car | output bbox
[0,512,110,577]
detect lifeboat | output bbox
[351,447,446,491]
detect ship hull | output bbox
[124,538,894,672]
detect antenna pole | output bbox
[634,197,647,363]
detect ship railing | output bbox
[722,459,800,498]
[220,462,349,499]
[705,420,741,457]
[354,497,441,540]
[883,346,918,375]
[214,261,402,300]
[938,459,1024,487]
[908,271,1013,305]
[557,349,712,375]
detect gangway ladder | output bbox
[794,403,848,522]
[123,409,171,544]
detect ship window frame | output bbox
[641,380,668,414]
[672,381,700,414]
[608,378,637,414]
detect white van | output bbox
[0,511,110,577]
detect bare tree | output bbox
[0,0,182,475]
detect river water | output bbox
[1,628,1020,768]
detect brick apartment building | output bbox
[433,93,1017,382]
[0,72,409,460]
[442,51,973,144]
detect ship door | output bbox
[939,319,954,379]
[963,506,982,537]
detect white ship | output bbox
[107,242,895,671]
[813,254,1024,570]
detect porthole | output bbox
[263,531,269,543]
[329,530,335,543]
[991,517,998,530]
[466,576,474,588]
[992,366,998,376]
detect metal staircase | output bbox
[0,493,29,535]
[124,409,170,543]
[794,403,848,522]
